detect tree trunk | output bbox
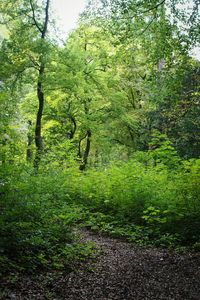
[34,73,44,167]
[33,0,50,168]
[68,115,77,139]
[26,120,33,161]
[79,129,91,170]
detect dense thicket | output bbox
[0,0,200,273]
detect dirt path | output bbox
[1,229,200,299]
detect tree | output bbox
[0,0,51,167]
[81,0,200,160]
[31,0,50,167]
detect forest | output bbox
[0,0,200,298]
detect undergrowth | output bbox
[1,153,200,274]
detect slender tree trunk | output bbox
[78,132,87,158]
[79,129,91,171]
[26,120,33,161]
[68,115,77,139]
[34,75,44,167]
[32,0,50,168]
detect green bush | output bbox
[0,164,76,273]
[1,152,199,275]
[60,155,200,247]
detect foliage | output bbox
[1,153,200,274]
[49,152,200,248]
[0,0,199,276]
[0,164,94,274]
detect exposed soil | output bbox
[1,229,200,300]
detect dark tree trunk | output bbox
[78,132,87,158]
[26,120,33,161]
[32,0,50,168]
[79,130,91,171]
[35,70,44,149]
[34,74,44,167]
[68,115,77,139]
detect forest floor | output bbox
[1,228,200,300]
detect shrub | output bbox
[0,164,75,274]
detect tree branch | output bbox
[138,15,157,36]
[29,0,43,33]
[115,0,166,20]
[139,0,166,14]
[41,0,50,39]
